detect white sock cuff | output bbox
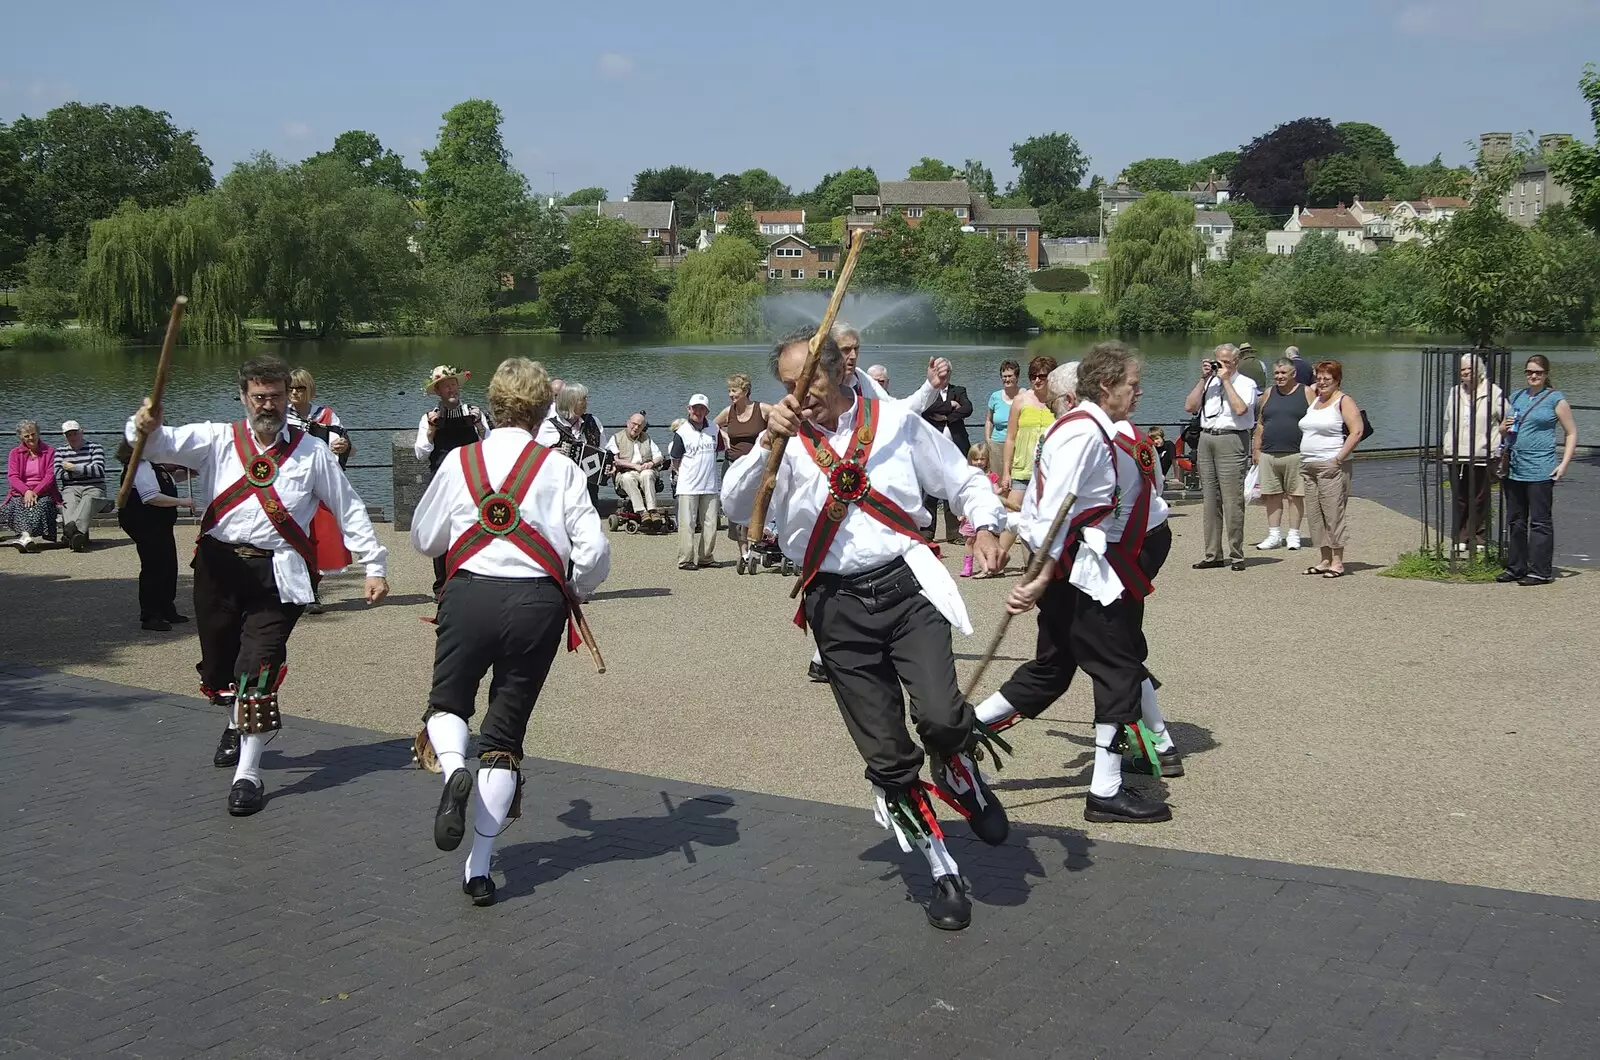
[1094,722,1119,749]
[976,691,1015,725]
[233,733,266,785]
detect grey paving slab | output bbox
[2,664,1598,1060]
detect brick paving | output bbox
[3,664,1598,1060]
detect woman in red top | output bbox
[3,420,61,552]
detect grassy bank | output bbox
[1026,291,1105,332]
[0,325,123,351]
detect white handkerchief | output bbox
[1067,526,1123,606]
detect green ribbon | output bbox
[970,719,1013,771]
[1123,720,1162,778]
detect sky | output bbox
[5,0,1597,200]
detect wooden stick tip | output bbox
[174,295,188,306]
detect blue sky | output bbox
[6,0,1596,199]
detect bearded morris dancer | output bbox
[723,328,1009,932]
[410,358,610,907]
[414,365,491,600]
[973,342,1176,824]
[127,356,389,817]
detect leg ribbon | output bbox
[874,785,944,853]
[968,718,1014,770]
[235,664,287,735]
[1114,720,1163,778]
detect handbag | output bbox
[1244,464,1262,505]
[1180,413,1201,453]
[1494,388,1553,479]
[1338,396,1374,448]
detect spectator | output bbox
[55,419,110,551]
[1298,360,1365,578]
[921,367,973,544]
[414,365,491,600]
[1285,345,1315,387]
[1443,353,1506,557]
[287,369,352,614]
[996,356,1058,568]
[671,393,725,570]
[1147,426,1175,482]
[984,360,1021,480]
[1251,358,1307,551]
[716,374,769,570]
[115,439,195,630]
[1497,354,1579,586]
[607,412,666,528]
[1186,343,1259,571]
[958,442,1005,578]
[3,420,60,552]
[867,364,890,390]
[833,325,861,375]
[538,382,607,506]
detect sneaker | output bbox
[1255,533,1283,550]
[1285,534,1302,550]
[69,532,90,553]
[1494,570,1522,583]
[12,534,29,553]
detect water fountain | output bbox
[758,291,936,337]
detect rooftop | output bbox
[877,180,974,206]
[970,202,1041,226]
[562,200,675,229]
[1297,207,1363,230]
[714,208,805,224]
[1194,211,1234,226]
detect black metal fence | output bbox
[1417,347,1511,566]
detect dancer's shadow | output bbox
[494,793,740,901]
[858,821,1097,910]
[990,720,1219,795]
[263,736,414,802]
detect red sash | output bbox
[792,396,925,630]
[200,422,317,571]
[444,440,582,652]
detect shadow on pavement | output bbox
[0,569,179,673]
[588,586,673,601]
[859,818,1098,910]
[318,592,434,611]
[263,736,415,803]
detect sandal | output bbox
[1302,566,1332,575]
[1321,569,1347,579]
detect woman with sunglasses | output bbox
[1497,355,1578,585]
[995,355,1057,571]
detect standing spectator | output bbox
[1497,355,1579,586]
[538,382,608,506]
[1285,345,1315,387]
[1251,359,1307,551]
[414,365,491,599]
[866,364,890,390]
[996,356,1057,568]
[287,369,352,614]
[833,324,861,375]
[1186,343,1259,571]
[3,420,60,552]
[716,374,769,570]
[1298,360,1365,578]
[115,439,195,630]
[984,361,1021,480]
[921,369,973,543]
[1443,353,1506,557]
[671,393,725,570]
[607,412,666,527]
[54,419,109,551]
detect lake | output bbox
[2,331,1594,510]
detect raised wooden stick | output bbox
[745,230,866,544]
[961,492,1077,700]
[117,296,188,509]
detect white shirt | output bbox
[671,419,724,495]
[413,405,490,461]
[853,368,937,414]
[130,462,165,502]
[535,413,607,451]
[125,417,388,604]
[409,428,611,600]
[721,398,1005,635]
[1199,374,1259,431]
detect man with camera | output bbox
[1185,343,1259,571]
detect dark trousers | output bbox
[920,495,961,542]
[804,561,972,793]
[1450,463,1494,546]
[427,572,565,758]
[1503,478,1555,580]
[432,555,448,600]
[192,538,305,695]
[121,517,178,620]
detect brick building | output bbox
[846,180,1042,269]
[763,235,840,282]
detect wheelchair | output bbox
[606,467,676,534]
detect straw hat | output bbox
[423,365,469,393]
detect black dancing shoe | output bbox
[227,778,264,817]
[140,616,171,632]
[807,661,828,683]
[1084,786,1172,824]
[213,725,241,769]
[162,611,190,624]
[434,768,474,851]
[933,754,1009,846]
[1191,559,1225,570]
[463,875,496,907]
[1123,746,1185,778]
[926,874,971,931]
[1494,570,1522,583]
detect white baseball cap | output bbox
[688,393,710,409]
[61,420,82,434]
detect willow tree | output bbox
[1105,191,1202,304]
[667,235,764,337]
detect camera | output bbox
[1206,360,1222,373]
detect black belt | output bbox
[452,569,557,586]
[200,536,273,559]
[812,556,909,591]
[809,557,923,613]
[1202,427,1250,435]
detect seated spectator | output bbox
[1148,426,1176,483]
[55,419,110,552]
[115,439,195,631]
[3,420,61,552]
[607,412,666,525]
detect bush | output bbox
[18,286,75,328]
[1032,267,1091,293]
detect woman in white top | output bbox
[1298,359,1365,578]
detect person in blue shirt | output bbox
[1496,354,1579,585]
[983,360,1021,480]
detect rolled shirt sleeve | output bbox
[413,414,433,461]
[131,462,163,502]
[563,463,611,601]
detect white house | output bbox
[1267,206,1373,256]
[1194,210,1235,261]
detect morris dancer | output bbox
[971,343,1175,823]
[724,329,1009,931]
[127,356,389,816]
[414,365,490,600]
[287,368,353,614]
[410,358,610,907]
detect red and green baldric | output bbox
[446,440,582,652]
[792,396,925,629]
[200,421,317,571]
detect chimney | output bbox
[1538,133,1573,157]
[1479,132,1513,163]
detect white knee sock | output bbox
[233,734,266,786]
[426,713,470,781]
[871,786,960,879]
[1090,722,1122,798]
[920,832,960,880]
[1140,680,1174,752]
[465,767,518,881]
[976,691,1016,725]
[812,647,822,666]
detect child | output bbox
[960,442,1004,578]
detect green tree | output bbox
[910,208,965,282]
[907,157,958,181]
[801,167,879,218]
[308,130,420,198]
[931,234,1029,330]
[17,236,81,326]
[961,159,996,199]
[631,165,715,219]
[512,198,570,290]
[1549,63,1600,233]
[853,210,919,289]
[1336,122,1403,175]
[1105,191,1201,305]
[1183,151,1239,186]
[1011,132,1090,206]
[668,235,764,336]
[1306,153,1367,207]
[1121,158,1189,191]
[1039,191,1099,237]
[720,204,761,245]
[559,186,608,206]
[419,99,529,272]
[0,122,27,283]
[535,212,666,334]
[803,215,843,247]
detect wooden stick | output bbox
[961,492,1077,700]
[570,598,606,674]
[117,296,188,509]
[745,230,867,543]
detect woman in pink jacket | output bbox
[3,420,61,552]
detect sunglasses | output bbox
[1525,369,1547,376]
[1030,373,1049,380]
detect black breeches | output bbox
[999,577,1146,729]
[192,539,305,694]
